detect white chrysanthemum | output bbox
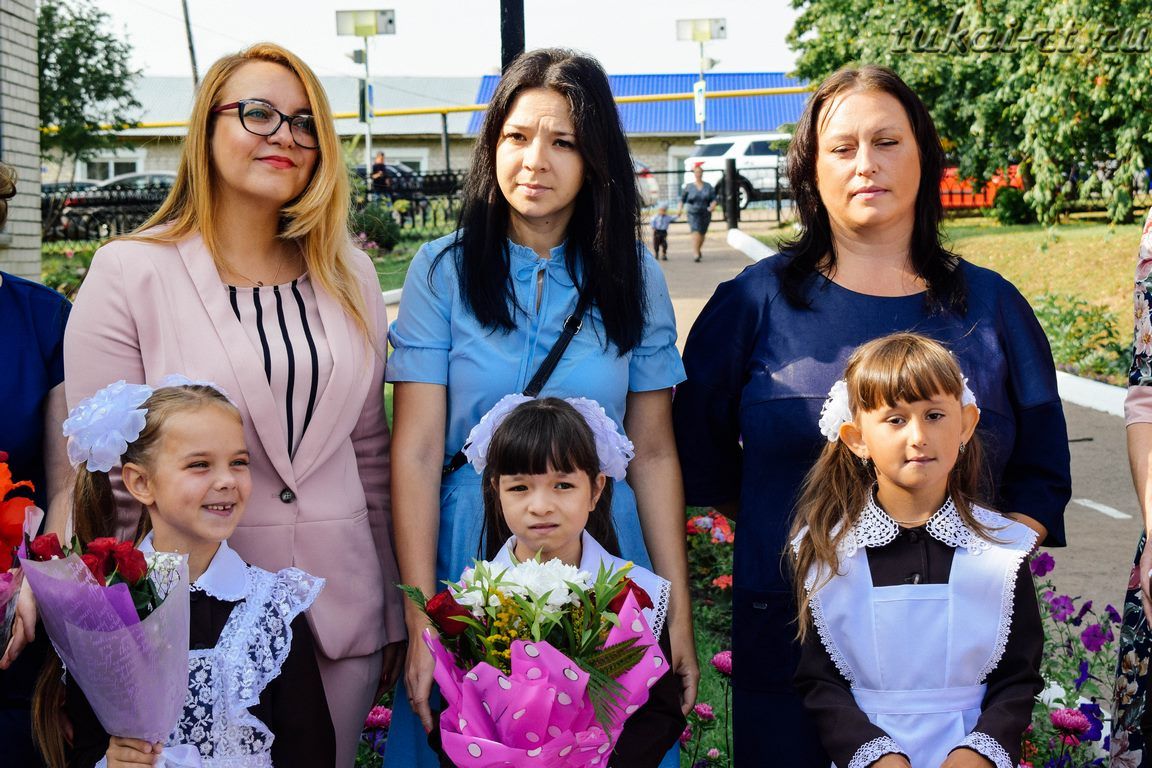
[503,559,592,609]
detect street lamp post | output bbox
[676,18,726,141]
[336,10,396,182]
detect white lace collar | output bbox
[839,494,992,558]
[140,533,249,600]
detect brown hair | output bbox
[781,65,964,313]
[33,384,240,766]
[481,398,619,560]
[0,163,16,228]
[789,333,996,640]
[128,42,372,343]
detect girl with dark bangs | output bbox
[387,49,695,767]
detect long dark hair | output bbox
[781,65,965,313]
[438,48,646,354]
[789,334,997,640]
[481,398,618,560]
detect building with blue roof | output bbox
[45,72,809,198]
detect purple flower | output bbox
[1048,594,1076,622]
[1030,552,1055,577]
[1081,623,1114,653]
[1078,701,1104,742]
[1073,659,1091,690]
[1073,600,1093,626]
[1106,604,1122,624]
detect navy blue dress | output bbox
[0,271,69,767]
[672,255,1070,766]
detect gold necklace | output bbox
[223,251,294,287]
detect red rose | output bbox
[28,533,65,562]
[81,553,108,584]
[86,537,118,560]
[112,542,148,585]
[425,590,472,637]
[608,578,654,614]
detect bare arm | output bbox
[391,381,447,731]
[1129,422,1152,623]
[624,388,699,715]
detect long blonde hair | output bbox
[790,333,996,640]
[127,42,370,341]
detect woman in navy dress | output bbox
[672,65,1071,766]
[386,49,697,767]
[0,162,72,766]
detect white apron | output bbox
[804,501,1034,768]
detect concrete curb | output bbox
[382,288,402,304]
[726,227,774,262]
[1056,371,1126,417]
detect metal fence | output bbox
[42,186,170,241]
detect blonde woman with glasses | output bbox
[62,43,404,766]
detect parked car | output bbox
[41,180,98,239]
[55,171,177,240]
[352,162,426,202]
[633,158,660,206]
[682,132,792,209]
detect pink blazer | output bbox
[64,231,404,659]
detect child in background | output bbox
[791,334,1042,768]
[471,396,684,767]
[650,204,675,261]
[34,381,335,768]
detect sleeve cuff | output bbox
[1126,386,1152,425]
[955,731,1013,768]
[848,736,906,768]
[384,342,449,384]
[627,343,687,392]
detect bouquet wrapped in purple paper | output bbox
[21,533,191,747]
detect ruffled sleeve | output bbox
[627,251,685,392]
[386,240,456,385]
[672,262,770,506]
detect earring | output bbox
[858,455,871,469]
[958,442,967,455]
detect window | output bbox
[76,150,145,182]
[744,141,780,157]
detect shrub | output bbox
[992,187,1037,225]
[350,203,401,252]
[1031,293,1128,385]
[41,241,99,299]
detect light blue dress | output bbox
[383,232,685,768]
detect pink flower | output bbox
[679,725,692,746]
[1050,707,1090,745]
[364,705,392,730]
[707,748,720,759]
[711,574,733,590]
[711,650,732,677]
[693,702,716,721]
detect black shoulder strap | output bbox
[442,291,593,476]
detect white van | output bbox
[682,132,791,208]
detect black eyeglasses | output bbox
[212,99,319,149]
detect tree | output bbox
[39,0,141,169]
[787,0,1152,223]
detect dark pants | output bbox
[653,229,668,258]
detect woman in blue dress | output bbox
[672,65,1071,766]
[385,49,697,767]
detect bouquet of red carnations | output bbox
[21,533,191,749]
[403,557,668,767]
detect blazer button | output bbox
[279,488,295,504]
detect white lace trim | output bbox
[809,591,856,685]
[650,577,671,642]
[976,537,1031,682]
[848,736,905,768]
[958,731,1013,768]
[839,495,996,557]
[170,565,323,764]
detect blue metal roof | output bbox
[467,72,809,136]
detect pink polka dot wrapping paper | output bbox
[422,592,668,766]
